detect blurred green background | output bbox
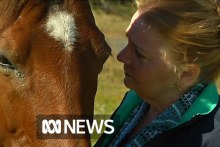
[91,1,136,115]
[89,1,220,145]
[90,2,134,144]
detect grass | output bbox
[217,78,220,93]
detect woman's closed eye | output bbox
[135,48,146,58]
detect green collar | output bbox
[100,91,142,147]
[178,83,219,125]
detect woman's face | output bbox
[117,11,178,102]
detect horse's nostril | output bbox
[9,127,17,134]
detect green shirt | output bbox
[100,83,219,146]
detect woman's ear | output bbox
[177,64,201,91]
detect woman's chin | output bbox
[124,77,134,89]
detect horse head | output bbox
[0,0,111,146]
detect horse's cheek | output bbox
[0,75,34,141]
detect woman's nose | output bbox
[117,46,131,65]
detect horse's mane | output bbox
[0,0,28,30]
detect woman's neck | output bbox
[144,88,184,114]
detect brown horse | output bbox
[0,0,111,146]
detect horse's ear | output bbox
[90,33,112,64]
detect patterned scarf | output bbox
[109,83,206,147]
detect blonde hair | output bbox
[135,0,220,83]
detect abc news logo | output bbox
[36,115,118,139]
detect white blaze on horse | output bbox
[0,0,111,146]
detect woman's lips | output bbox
[124,66,132,77]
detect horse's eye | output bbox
[0,54,15,70]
